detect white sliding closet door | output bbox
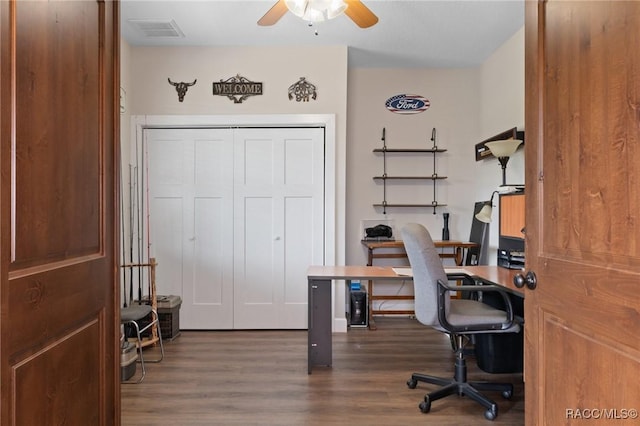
[146,128,235,329]
[233,128,325,329]
[144,126,324,330]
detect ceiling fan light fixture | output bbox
[285,0,308,18]
[303,7,326,22]
[285,0,348,23]
[327,0,348,19]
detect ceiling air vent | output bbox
[127,19,185,38]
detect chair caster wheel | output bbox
[419,397,431,413]
[502,389,513,399]
[407,379,417,389]
[484,406,498,421]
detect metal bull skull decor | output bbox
[168,78,197,102]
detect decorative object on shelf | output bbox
[442,212,450,241]
[372,127,447,214]
[475,190,499,223]
[475,127,524,161]
[485,139,523,186]
[258,0,378,28]
[288,77,317,102]
[385,94,430,115]
[212,74,263,104]
[365,224,393,240]
[361,218,395,241]
[167,78,197,102]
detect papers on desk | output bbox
[392,267,474,277]
[392,267,413,276]
[444,268,473,275]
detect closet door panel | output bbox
[234,128,324,329]
[146,128,234,329]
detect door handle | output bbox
[513,270,537,290]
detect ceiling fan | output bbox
[258,0,379,28]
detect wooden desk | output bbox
[361,240,479,326]
[306,265,523,374]
[460,266,524,297]
[362,239,479,267]
[307,266,409,374]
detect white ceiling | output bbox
[121,0,524,68]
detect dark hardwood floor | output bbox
[121,317,524,425]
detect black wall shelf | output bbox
[373,127,447,214]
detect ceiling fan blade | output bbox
[344,0,378,28]
[258,0,289,26]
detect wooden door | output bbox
[0,1,120,424]
[146,128,235,329]
[233,127,325,329]
[524,2,640,424]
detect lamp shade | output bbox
[475,204,493,223]
[485,139,523,158]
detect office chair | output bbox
[121,303,165,383]
[401,223,521,421]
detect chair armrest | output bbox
[436,279,516,333]
[445,272,476,284]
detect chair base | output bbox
[407,358,513,421]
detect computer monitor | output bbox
[498,193,525,251]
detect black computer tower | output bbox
[349,290,368,327]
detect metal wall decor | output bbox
[168,78,197,102]
[385,94,430,114]
[288,77,317,102]
[212,74,263,104]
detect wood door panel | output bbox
[7,261,107,351]
[1,0,119,424]
[525,2,640,424]
[13,0,102,267]
[542,313,640,421]
[13,319,102,425]
[541,1,640,268]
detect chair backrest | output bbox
[401,223,450,327]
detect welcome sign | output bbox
[385,94,430,114]
[213,74,263,104]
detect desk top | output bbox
[307,265,410,280]
[361,240,478,249]
[307,265,524,296]
[458,265,524,296]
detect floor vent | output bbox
[127,19,185,38]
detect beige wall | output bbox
[345,27,524,269]
[346,67,480,266]
[128,45,348,117]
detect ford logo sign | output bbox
[385,94,430,114]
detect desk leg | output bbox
[455,246,463,266]
[366,249,377,330]
[308,278,332,374]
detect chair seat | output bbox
[121,304,152,322]
[441,299,521,334]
